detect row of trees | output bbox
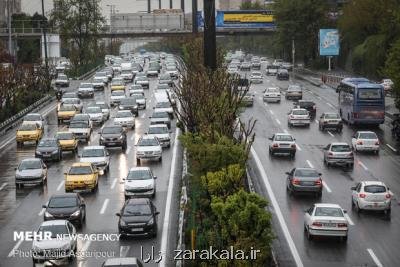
[171,38,273,266]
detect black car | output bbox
[43,193,86,227]
[99,126,127,150]
[295,100,316,118]
[116,198,159,238]
[118,98,139,116]
[277,69,289,80]
[286,168,323,197]
[35,138,62,162]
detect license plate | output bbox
[108,142,115,145]
[73,189,86,193]
[131,228,143,232]
[43,154,51,158]
[302,182,314,186]
[323,223,336,227]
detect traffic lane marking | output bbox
[367,249,383,267]
[100,198,110,214]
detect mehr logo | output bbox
[14,231,52,241]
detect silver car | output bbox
[15,158,48,187]
[269,133,296,157]
[286,85,303,100]
[323,142,354,168]
[79,146,110,173]
[61,98,83,113]
[287,108,310,127]
[77,83,94,98]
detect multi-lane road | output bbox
[242,63,400,267]
[0,61,182,266]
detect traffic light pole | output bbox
[203,0,216,70]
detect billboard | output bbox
[319,29,339,56]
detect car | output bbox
[15,158,47,187]
[86,106,104,124]
[287,108,310,127]
[123,167,157,199]
[102,258,144,267]
[79,146,110,173]
[281,62,293,71]
[56,131,78,153]
[114,110,136,129]
[94,71,109,84]
[94,101,111,121]
[120,68,134,82]
[57,104,78,123]
[158,74,174,87]
[304,203,348,241]
[104,67,114,80]
[116,198,159,238]
[129,84,144,95]
[35,138,62,162]
[263,87,281,103]
[227,65,239,75]
[351,131,380,154]
[318,112,342,132]
[31,220,77,263]
[147,124,171,148]
[68,120,91,142]
[294,100,316,118]
[16,122,43,146]
[286,85,303,100]
[130,93,146,109]
[61,92,79,102]
[269,133,296,157]
[23,113,45,129]
[111,90,126,106]
[242,92,254,107]
[266,65,278,76]
[64,162,99,192]
[118,97,139,116]
[166,65,179,79]
[99,126,127,150]
[286,167,322,197]
[240,62,251,71]
[154,101,174,118]
[111,79,126,91]
[323,142,354,168]
[71,114,93,129]
[92,77,106,90]
[42,193,86,226]
[273,59,284,67]
[61,98,83,113]
[55,74,70,87]
[147,66,159,77]
[381,79,393,95]
[150,111,171,129]
[277,69,289,80]
[250,71,263,84]
[136,135,162,165]
[251,60,261,70]
[351,181,392,216]
[134,76,150,88]
[77,83,94,98]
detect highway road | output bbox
[241,63,400,267]
[0,59,182,266]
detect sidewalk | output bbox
[293,68,399,119]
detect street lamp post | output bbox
[7,0,12,57]
[203,0,216,70]
[41,0,49,73]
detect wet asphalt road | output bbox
[242,63,400,267]
[0,61,181,267]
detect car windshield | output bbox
[116,111,133,118]
[167,66,176,71]
[38,225,69,238]
[102,127,122,134]
[80,84,92,88]
[59,105,75,111]
[69,122,88,128]
[295,169,319,177]
[288,86,301,91]
[252,72,261,76]
[57,75,67,79]
[19,160,42,170]
[267,88,279,93]
[19,124,37,131]
[131,94,144,99]
[63,99,79,104]
[57,133,73,140]
[156,102,170,108]
[152,112,168,118]
[358,88,382,99]
[96,72,106,76]
[358,132,377,139]
[364,185,386,193]
[120,98,136,105]
[82,148,105,157]
[123,204,151,216]
[38,140,57,147]
[157,84,169,89]
[86,107,101,113]
[160,74,170,80]
[127,170,152,180]
[138,138,158,146]
[112,91,125,97]
[69,166,92,175]
[275,135,293,141]
[48,197,78,208]
[292,110,308,115]
[93,79,103,83]
[131,85,142,90]
[63,93,76,98]
[121,70,131,74]
[112,81,123,86]
[314,207,343,217]
[299,101,314,107]
[325,113,339,119]
[331,145,351,152]
[149,126,168,134]
[24,114,41,121]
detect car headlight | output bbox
[44,211,53,218]
[145,184,153,189]
[120,219,127,227]
[35,150,42,155]
[118,136,124,140]
[147,218,154,225]
[51,150,59,154]
[100,136,105,140]
[71,210,80,217]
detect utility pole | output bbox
[170,0,173,9]
[148,0,151,13]
[203,0,216,70]
[7,0,12,57]
[41,0,49,73]
[159,0,161,9]
[192,0,198,33]
[181,0,185,13]
[292,38,295,70]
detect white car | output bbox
[268,133,296,157]
[86,106,104,124]
[77,83,94,98]
[71,114,93,129]
[263,87,281,103]
[79,146,110,173]
[304,203,348,241]
[32,220,77,263]
[166,66,179,79]
[250,71,263,84]
[68,121,91,142]
[95,101,111,120]
[129,85,144,96]
[134,76,150,89]
[351,131,379,154]
[92,78,105,90]
[381,79,393,95]
[227,65,239,74]
[114,110,135,129]
[94,71,108,84]
[131,93,146,109]
[110,91,126,106]
[23,113,45,130]
[351,181,392,216]
[147,124,171,148]
[136,135,162,165]
[120,69,134,82]
[55,74,70,87]
[154,102,174,118]
[150,111,171,129]
[123,167,157,199]
[288,108,310,127]
[61,98,83,112]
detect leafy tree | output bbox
[240,0,264,10]
[383,39,400,109]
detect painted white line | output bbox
[358,160,368,171]
[327,131,334,137]
[140,113,145,118]
[111,178,117,190]
[306,160,314,168]
[275,118,281,125]
[327,103,334,108]
[0,182,7,191]
[386,143,397,152]
[130,134,135,141]
[344,214,355,226]
[250,148,304,267]
[283,129,288,134]
[56,180,65,191]
[159,125,181,267]
[8,239,23,257]
[322,181,332,193]
[82,240,92,251]
[126,146,131,154]
[100,199,110,215]
[315,119,319,124]
[38,208,46,216]
[367,249,383,267]
[120,245,130,257]
[269,109,275,115]
[296,144,302,151]
[317,96,322,100]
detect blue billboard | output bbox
[319,29,339,56]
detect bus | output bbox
[338,78,385,125]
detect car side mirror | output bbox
[318,173,322,176]
[154,176,157,179]
[351,186,356,190]
[343,210,347,214]
[42,204,47,208]
[268,137,273,140]
[115,213,121,217]
[285,172,290,175]
[155,211,160,215]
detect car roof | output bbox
[361,181,386,186]
[330,142,350,146]
[82,145,106,150]
[129,167,151,171]
[71,162,92,167]
[356,131,376,134]
[314,203,342,208]
[141,135,158,140]
[40,220,68,226]
[274,133,292,136]
[56,131,72,134]
[149,124,168,128]
[126,198,151,205]
[21,158,42,163]
[50,193,79,199]
[291,108,307,112]
[103,257,140,265]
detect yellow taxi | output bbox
[64,162,98,192]
[110,80,126,91]
[56,131,78,153]
[16,123,42,146]
[57,104,78,123]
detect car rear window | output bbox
[315,207,343,217]
[331,145,351,152]
[325,113,339,119]
[364,185,386,193]
[358,132,377,139]
[294,169,319,177]
[275,135,293,141]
